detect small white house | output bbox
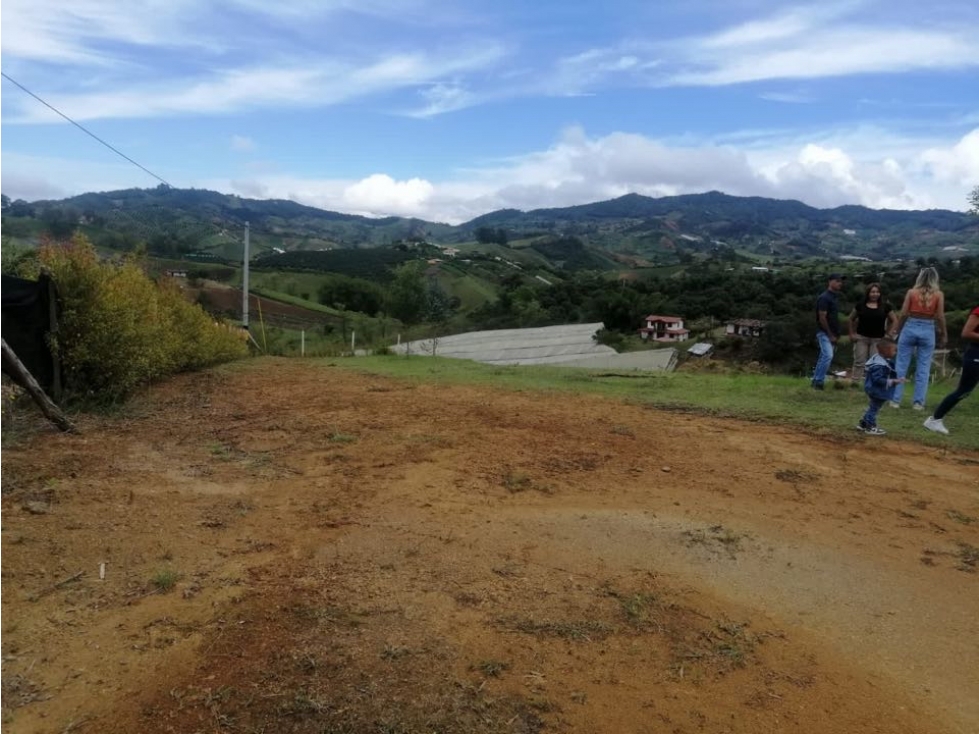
[639,315,689,342]
[725,318,766,338]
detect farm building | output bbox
[726,318,767,338]
[638,315,689,342]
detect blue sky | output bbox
[1,0,978,223]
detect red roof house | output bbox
[638,315,690,342]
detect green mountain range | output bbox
[4,185,977,265]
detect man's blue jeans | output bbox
[812,331,834,386]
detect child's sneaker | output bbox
[923,416,949,435]
[912,402,925,411]
[864,426,887,436]
[855,423,868,432]
[888,401,900,409]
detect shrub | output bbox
[28,235,248,402]
[593,328,626,351]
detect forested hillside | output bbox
[3,186,976,265]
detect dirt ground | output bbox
[2,358,977,734]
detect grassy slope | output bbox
[317,355,979,452]
[436,266,499,310]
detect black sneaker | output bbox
[811,382,824,390]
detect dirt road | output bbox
[2,358,977,733]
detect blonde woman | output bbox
[890,267,947,409]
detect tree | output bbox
[424,279,455,327]
[386,262,427,325]
[1,194,10,210]
[10,199,35,217]
[40,207,80,238]
[969,185,979,216]
[475,226,508,245]
[317,274,384,316]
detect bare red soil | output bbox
[2,358,977,733]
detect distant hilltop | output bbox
[4,186,977,262]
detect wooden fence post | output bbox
[45,274,63,403]
[1,338,76,433]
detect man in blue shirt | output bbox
[812,273,844,389]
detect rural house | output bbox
[639,315,689,342]
[725,318,766,338]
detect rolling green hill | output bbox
[3,186,977,269]
[458,191,978,261]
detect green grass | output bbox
[433,265,499,310]
[244,271,330,303]
[151,568,181,592]
[321,355,979,452]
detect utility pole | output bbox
[242,221,250,329]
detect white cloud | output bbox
[1,0,504,122]
[699,4,854,50]
[545,47,660,97]
[675,30,979,86]
[231,135,257,152]
[408,82,477,118]
[665,7,979,86]
[0,151,155,199]
[763,144,915,209]
[0,0,235,67]
[342,174,435,217]
[4,127,977,223]
[759,91,815,104]
[5,44,506,123]
[920,128,979,187]
[211,125,979,222]
[0,0,435,66]
[0,173,69,201]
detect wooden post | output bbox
[46,275,63,403]
[1,338,76,432]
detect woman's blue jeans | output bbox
[894,317,936,405]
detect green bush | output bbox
[28,235,248,402]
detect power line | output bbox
[1,71,173,188]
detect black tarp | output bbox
[2,274,59,394]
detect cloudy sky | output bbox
[1,0,978,223]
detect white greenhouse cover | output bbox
[390,323,676,371]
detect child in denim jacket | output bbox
[859,338,905,436]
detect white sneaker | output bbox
[888,401,900,409]
[912,402,925,411]
[923,416,949,435]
